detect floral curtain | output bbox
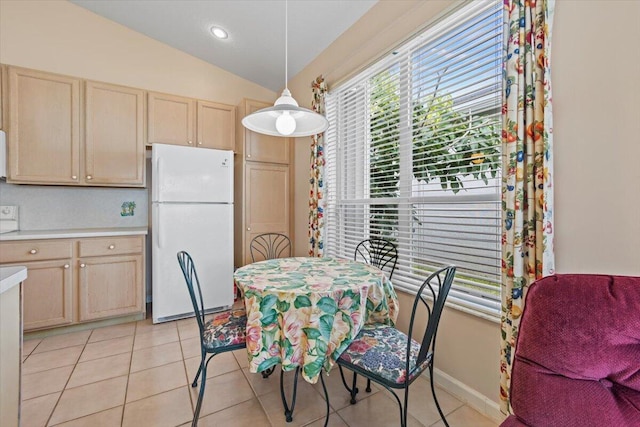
[308,76,328,257]
[500,0,555,414]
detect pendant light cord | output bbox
[284,0,288,89]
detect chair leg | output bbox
[338,365,359,401]
[429,364,449,427]
[192,355,213,427]
[349,371,359,404]
[192,349,205,388]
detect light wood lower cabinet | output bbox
[79,254,143,321]
[0,235,145,332]
[22,260,74,330]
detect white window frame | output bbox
[324,0,503,320]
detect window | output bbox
[325,0,503,317]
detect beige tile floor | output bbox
[21,317,499,427]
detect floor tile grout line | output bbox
[120,319,139,426]
[43,330,92,427]
[177,320,197,417]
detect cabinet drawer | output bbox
[79,236,143,257]
[0,240,73,263]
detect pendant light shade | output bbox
[241,1,329,138]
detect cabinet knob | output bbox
[198,141,202,146]
[247,227,251,231]
[29,249,38,254]
[72,175,77,180]
[108,244,115,250]
[188,141,193,145]
[64,264,70,269]
[80,263,86,268]
[247,154,251,158]
[86,175,93,180]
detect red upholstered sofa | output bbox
[501,274,640,427]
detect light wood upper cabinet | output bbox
[5,66,146,187]
[85,81,145,186]
[238,99,290,164]
[197,100,235,150]
[7,66,81,184]
[148,92,235,151]
[147,92,195,146]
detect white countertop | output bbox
[0,227,148,241]
[0,266,27,294]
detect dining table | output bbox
[234,256,399,422]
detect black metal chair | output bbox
[177,251,247,427]
[337,265,457,427]
[250,233,292,262]
[341,237,399,396]
[354,238,398,279]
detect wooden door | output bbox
[197,100,235,151]
[7,67,80,184]
[244,100,290,164]
[21,260,74,331]
[78,255,144,321]
[147,92,194,146]
[244,163,290,265]
[85,81,145,186]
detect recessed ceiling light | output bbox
[210,26,228,40]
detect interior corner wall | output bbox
[0,0,276,105]
[288,0,640,411]
[552,0,640,276]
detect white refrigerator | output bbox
[151,143,234,323]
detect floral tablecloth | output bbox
[234,256,399,384]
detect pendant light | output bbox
[241,0,329,137]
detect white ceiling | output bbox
[70,0,377,92]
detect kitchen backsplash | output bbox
[0,181,148,230]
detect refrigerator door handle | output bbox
[156,158,162,202]
[157,207,163,249]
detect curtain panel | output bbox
[308,76,328,257]
[500,0,556,414]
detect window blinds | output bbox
[325,0,503,316]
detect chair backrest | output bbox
[250,233,291,262]
[176,251,207,336]
[354,238,398,279]
[407,265,456,367]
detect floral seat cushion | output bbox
[202,307,247,350]
[338,323,430,387]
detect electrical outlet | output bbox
[0,206,18,220]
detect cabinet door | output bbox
[148,92,195,147]
[78,254,144,321]
[85,81,145,186]
[197,100,235,151]
[244,100,290,164]
[244,163,290,265]
[20,260,74,331]
[7,67,80,184]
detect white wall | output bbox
[0,0,276,105]
[553,0,640,275]
[288,0,640,412]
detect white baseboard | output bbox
[423,368,506,424]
